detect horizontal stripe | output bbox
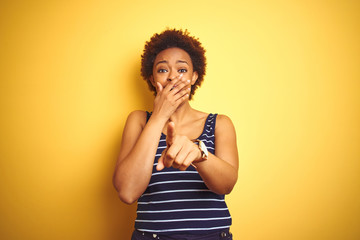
[135,216,231,223]
[137,225,231,233]
[151,171,198,176]
[201,139,214,144]
[148,180,203,187]
[138,113,231,234]
[200,134,214,138]
[137,208,229,213]
[138,198,224,204]
[141,189,210,197]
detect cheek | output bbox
[154,75,166,82]
[153,77,168,88]
[152,73,162,82]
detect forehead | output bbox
[154,47,192,64]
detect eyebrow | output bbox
[177,60,189,65]
[155,60,189,66]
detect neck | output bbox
[169,101,194,124]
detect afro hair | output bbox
[141,29,206,100]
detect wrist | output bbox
[149,113,168,126]
[146,114,168,134]
[193,139,208,163]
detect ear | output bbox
[191,71,198,85]
[149,75,155,87]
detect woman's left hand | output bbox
[157,122,203,171]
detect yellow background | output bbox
[0,0,359,239]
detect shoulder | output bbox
[215,114,234,128]
[214,114,236,135]
[127,110,147,120]
[125,110,148,129]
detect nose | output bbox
[167,69,178,82]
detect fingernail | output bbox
[187,80,190,83]
[179,73,183,78]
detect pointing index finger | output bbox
[166,121,176,146]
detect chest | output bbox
[162,117,209,140]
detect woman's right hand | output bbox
[152,74,191,121]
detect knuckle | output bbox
[182,161,190,168]
[174,158,182,165]
[164,159,172,167]
[167,152,175,159]
[180,162,190,171]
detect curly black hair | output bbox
[141,29,206,100]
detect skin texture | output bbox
[113,48,239,204]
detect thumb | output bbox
[167,121,176,146]
[156,150,165,171]
[156,82,163,95]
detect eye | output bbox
[157,69,168,73]
[178,69,187,73]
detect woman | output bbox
[113,29,238,240]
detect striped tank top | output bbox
[134,112,232,234]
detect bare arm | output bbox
[194,115,239,194]
[112,110,165,204]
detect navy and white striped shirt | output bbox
[134,112,231,234]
